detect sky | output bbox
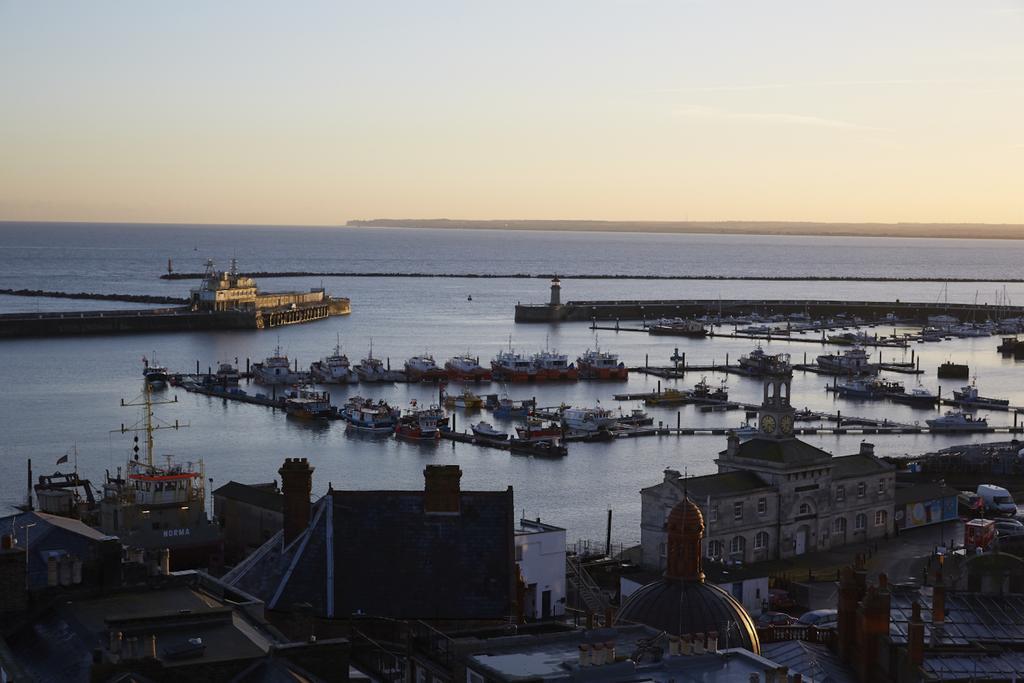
[1,1,1022,225]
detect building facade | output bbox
[641,376,895,570]
[515,518,566,619]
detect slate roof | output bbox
[0,510,119,590]
[226,488,516,620]
[215,481,284,513]
[895,482,959,505]
[720,437,832,466]
[761,640,855,683]
[676,470,771,498]
[888,586,1024,647]
[831,453,893,479]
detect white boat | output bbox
[926,411,989,432]
[532,349,577,380]
[816,347,876,375]
[284,386,336,420]
[142,357,169,387]
[732,422,759,440]
[253,346,303,385]
[445,355,491,381]
[404,354,447,382]
[953,381,1009,407]
[355,345,402,382]
[491,347,536,382]
[471,421,509,441]
[310,341,358,384]
[562,406,617,433]
[920,327,944,342]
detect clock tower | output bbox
[758,376,796,439]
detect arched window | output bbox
[834,517,847,534]
[708,540,724,559]
[855,513,867,531]
[754,531,769,550]
[798,501,814,516]
[730,535,746,556]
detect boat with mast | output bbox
[310,336,358,384]
[142,356,169,388]
[252,344,303,385]
[100,385,222,570]
[445,354,492,381]
[576,341,628,380]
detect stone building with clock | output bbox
[640,375,895,569]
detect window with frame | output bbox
[857,482,866,498]
[798,502,813,516]
[834,516,847,533]
[754,531,769,550]
[733,501,744,521]
[878,478,886,494]
[855,513,866,530]
[708,540,724,559]
[757,497,767,515]
[875,510,888,527]
[710,504,718,523]
[730,535,746,555]
[836,484,845,502]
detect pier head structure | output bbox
[640,375,895,570]
[0,259,350,337]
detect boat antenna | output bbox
[115,383,188,467]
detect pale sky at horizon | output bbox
[2,1,1022,226]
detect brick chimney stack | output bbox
[856,573,892,682]
[279,458,314,545]
[932,568,945,625]
[860,442,875,456]
[838,554,868,665]
[907,601,925,666]
[424,465,462,514]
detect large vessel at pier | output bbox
[445,354,492,381]
[491,346,537,382]
[576,346,628,380]
[404,354,447,382]
[310,339,358,384]
[816,347,876,375]
[252,345,303,385]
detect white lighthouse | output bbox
[549,276,561,307]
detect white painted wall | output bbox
[516,523,566,618]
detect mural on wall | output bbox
[904,496,958,529]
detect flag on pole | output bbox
[56,453,69,465]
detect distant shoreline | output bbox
[346,219,1024,240]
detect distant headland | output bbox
[345,219,1024,240]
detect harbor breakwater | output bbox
[161,271,1024,282]
[0,288,188,305]
[515,298,1024,323]
[0,297,351,338]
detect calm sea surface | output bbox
[3,222,1024,546]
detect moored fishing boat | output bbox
[516,418,562,441]
[644,388,688,405]
[937,361,969,379]
[471,421,509,441]
[890,384,939,407]
[647,318,708,337]
[488,393,535,417]
[691,377,728,402]
[953,381,1009,407]
[816,347,876,375]
[491,345,536,382]
[214,361,240,385]
[562,406,617,433]
[443,387,484,409]
[142,356,169,388]
[341,396,399,433]
[355,344,403,382]
[310,340,358,384]
[531,348,578,381]
[616,407,652,426]
[395,405,442,440]
[576,347,628,380]
[253,345,303,385]
[444,355,492,381]
[284,386,336,420]
[404,354,448,382]
[926,410,989,432]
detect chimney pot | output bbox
[278,458,314,545]
[860,442,875,456]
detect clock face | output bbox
[780,414,794,435]
[760,414,777,434]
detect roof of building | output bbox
[463,625,778,682]
[721,437,832,466]
[225,488,515,620]
[894,482,960,505]
[616,579,760,652]
[831,453,894,479]
[0,510,120,590]
[214,481,284,513]
[761,640,855,683]
[516,518,565,535]
[888,585,1024,647]
[921,651,1024,680]
[676,470,772,497]
[4,573,278,681]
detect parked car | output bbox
[756,611,795,628]
[768,588,796,611]
[994,519,1024,535]
[798,609,838,629]
[977,484,1017,516]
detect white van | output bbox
[977,484,1017,516]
